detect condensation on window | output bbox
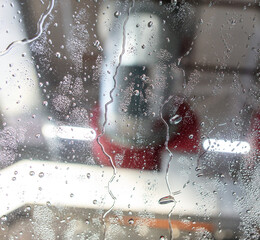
[0,0,259,239]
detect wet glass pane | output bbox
[0,0,259,239]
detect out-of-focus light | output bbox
[203,139,250,154]
[42,124,96,141]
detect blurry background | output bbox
[0,0,259,239]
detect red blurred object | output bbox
[246,111,260,168]
[91,102,200,170]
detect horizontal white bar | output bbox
[203,139,250,154]
[42,124,96,141]
[0,154,219,217]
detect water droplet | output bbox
[35,133,40,138]
[85,219,90,224]
[70,193,74,198]
[114,11,121,18]
[93,40,100,47]
[42,101,48,107]
[196,173,203,177]
[134,90,139,96]
[140,74,147,81]
[12,177,16,181]
[128,218,134,224]
[148,21,153,27]
[55,52,61,58]
[1,215,7,222]
[87,173,91,179]
[158,195,175,205]
[46,201,51,207]
[93,199,97,204]
[141,44,146,49]
[171,0,177,6]
[160,236,167,240]
[195,167,201,171]
[38,172,44,178]
[229,18,236,25]
[25,206,31,212]
[29,171,35,176]
[169,115,182,125]
[189,134,193,139]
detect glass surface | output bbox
[0,0,259,239]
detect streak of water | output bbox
[97,1,135,239]
[159,96,182,240]
[0,0,55,56]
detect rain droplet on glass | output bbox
[128,218,134,224]
[55,52,61,58]
[1,215,7,222]
[158,195,175,204]
[169,115,182,125]
[114,11,121,18]
[196,173,203,177]
[134,90,140,96]
[38,172,44,178]
[148,21,153,27]
[160,236,167,240]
